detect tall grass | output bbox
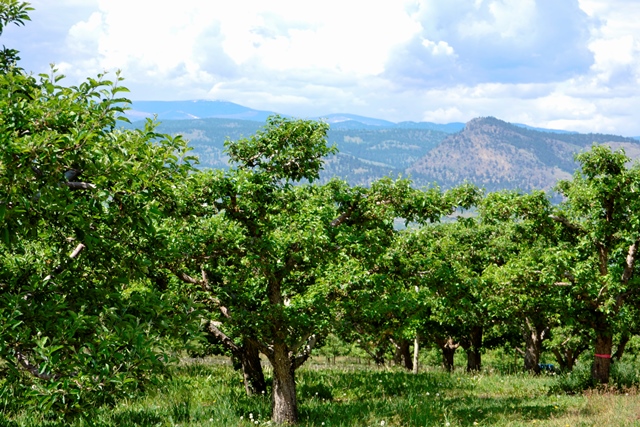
[4,356,640,426]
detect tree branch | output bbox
[331,207,354,227]
[621,239,640,284]
[293,334,317,370]
[44,242,86,281]
[63,182,96,190]
[205,321,239,354]
[15,350,55,380]
[549,214,583,233]
[171,269,211,291]
[69,243,85,259]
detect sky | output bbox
[3,0,640,135]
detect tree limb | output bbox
[293,334,317,370]
[44,242,86,281]
[331,207,354,227]
[69,243,85,259]
[15,350,55,380]
[549,214,583,233]
[63,182,96,190]
[171,269,211,291]
[205,321,239,354]
[621,239,640,284]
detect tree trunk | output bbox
[523,320,548,374]
[552,344,585,372]
[372,346,386,366]
[466,348,481,372]
[391,338,413,371]
[412,334,419,375]
[463,327,483,372]
[435,336,459,373]
[240,339,266,395]
[270,343,298,424]
[592,330,613,384]
[392,341,402,366]
[442,340,458,373]
[205,321,266,396]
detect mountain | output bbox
[126,100,277,122]
[406,116,640,191]
[133,117,450,178]
[317,113,396,127]
[512,123,579,134]
[126,100,467,132]
[124,109,640,192]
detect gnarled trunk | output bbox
[206,321,266,396]
[551,343,586,372]
[239,338,266,395]
[269,343,298,425]
[442,339,458,373]
[592,330,613,384]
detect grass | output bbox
[4,356,640,426]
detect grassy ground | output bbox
[4,357,640,426]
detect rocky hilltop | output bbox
[406,117,639,191]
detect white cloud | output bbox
[422,107,465,122]
[4,0,640,135]
[421,39,456,56]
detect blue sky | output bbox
[4,0,640,135]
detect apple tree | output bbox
[0,1,196,414]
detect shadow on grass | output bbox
[299,395,565,426]
[293,369,566,426]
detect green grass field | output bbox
[4,355,640,427]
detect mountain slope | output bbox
[406,117,640,191]
[127,100,277,122]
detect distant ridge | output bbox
[316,113,396,127]
[126,100,277,122]
[126,99,604,136]
[123,104,640,192]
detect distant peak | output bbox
[466,116,505,127]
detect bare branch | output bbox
[173,270,211,291]
[621,239,640,284]
[201,267,209,287]
[63,182,96,190]
[69,243,85,259]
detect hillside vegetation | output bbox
[139,116,640,191]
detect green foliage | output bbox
[0,5,197,415]
[0,0,31,34]
[226,114,335,182]
[0,0,32,72]
[549,361,595,394]
[552,145,640,382]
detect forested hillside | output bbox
[137,115,640,191]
